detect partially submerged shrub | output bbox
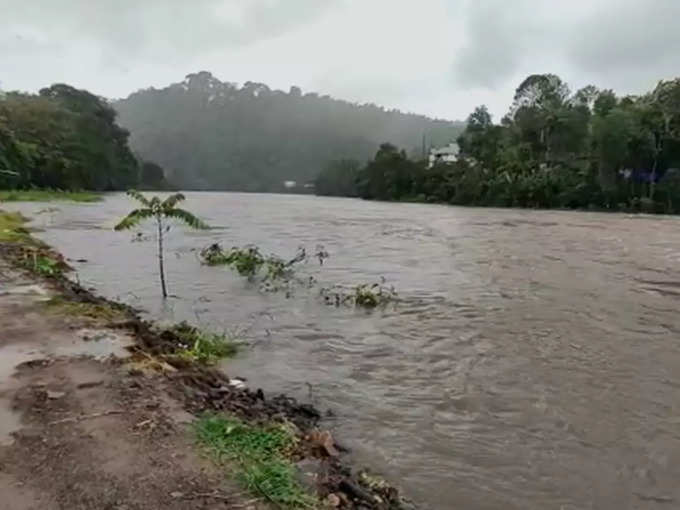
[200,243,327,288]
[201,244,266,276]
[169,321,239,364]
[320,280,397,308]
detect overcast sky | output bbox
[2,0,680,121]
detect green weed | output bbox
[170,322,239,364]
[0,211,30,242]
[320,281,398,308]
[195,415,315,508]
[32,255,62,277]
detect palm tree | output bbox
[115,190,208,298]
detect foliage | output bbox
[201,244,267,276]
[115,191,209,231]
[0,190,101,202]
[31,254,62,277]
[315,159,360,197]
[316,73,680,214]
[356,143,423,200]
[139,161,172,190]
[114,71,464,191]
[169,322,239,364]
[200,243,317,283]
[195,414,314,508]
[0,210,30,242]
[320,281,398,308]
[115,190,209,298]
[0,83,172,192]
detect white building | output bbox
[428,142,459,168]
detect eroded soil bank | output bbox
[0,222,414,509]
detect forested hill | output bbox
[114,71,464,191]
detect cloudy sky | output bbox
[1,0,679,121]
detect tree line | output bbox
[114,71,463,192]
[0,84,168,191]
[317,74,680,214]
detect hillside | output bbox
[114,72,464,191]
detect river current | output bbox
[9,192,680,509]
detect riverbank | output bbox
[0,190,102,203]
[0,210,412,509]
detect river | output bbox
[8,192,680,509]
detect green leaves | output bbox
[113,208,154,230]
[1,87,139,190]
[161,192,186,210]
[116,191,208,230]
[162,207,209,229]
[195,415,315,508]
[126,189,151,207]
[115,190,209,298]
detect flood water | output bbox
[8,192,680,509]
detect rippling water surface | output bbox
[9,192,680,509]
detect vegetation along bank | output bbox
[0,209,415,509]
[315,73,680,214]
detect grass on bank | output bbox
[0,210,30,242]
[0,210,69,277]
[44,296,129,323]
[0,189,101,203]
[195,414,315,508]
[169,322,240,364]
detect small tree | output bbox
[115,190,208,298]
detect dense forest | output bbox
[114,72,463,192]
[317,74,680,214]
[0,84,167,191]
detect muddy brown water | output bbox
[7,192,680,509]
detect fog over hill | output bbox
[114,72,464,191]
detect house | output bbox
[428,142,459,168]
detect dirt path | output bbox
[0,261,261,510]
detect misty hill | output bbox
[114,72,464,191]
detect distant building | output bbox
[428,142,459,168]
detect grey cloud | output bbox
[452,0,680,96]
[566,0,680,89]
[451,0,554,90]
[0,0,340,58]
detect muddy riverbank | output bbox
[0,213,413,509]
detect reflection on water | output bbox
[8,192,680,509]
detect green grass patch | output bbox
[0,210,30,242]
[44,297,129,323]
[0,189,101,203]
[31,254,62,277]
[170,322,240,364]
[195,415,315,508]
